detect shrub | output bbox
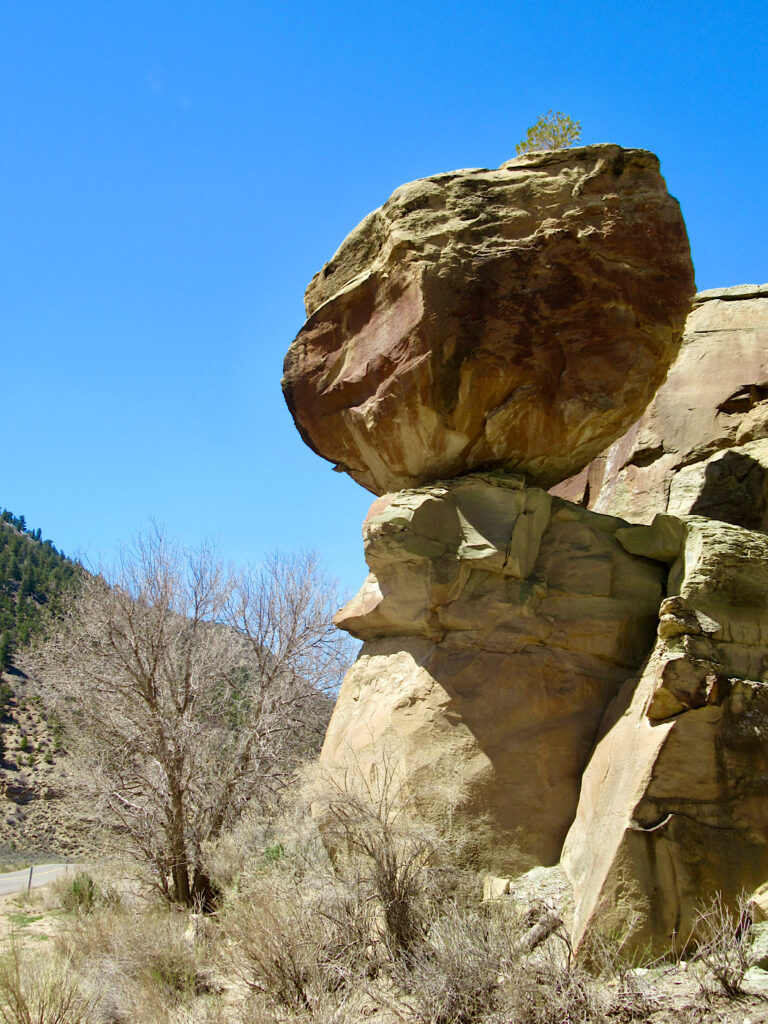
[393,902,517,1024]
[220,863,372,1014]
[312,754,444,957]
[60,873,98,915]
[692,890,756,995]
[0,683,13,716]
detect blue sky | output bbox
[1,0,766,595]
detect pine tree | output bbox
[515,110,582,156]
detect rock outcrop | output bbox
[282,142,768,957]
[322,472,666,873]
[552,285,768,529]
[283,145,694,494]
[562,514,768,953]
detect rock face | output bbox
[321,473,666,873]
[282,140,768,957]
[562,515,768,954]
[283,145,695,495]
[552,285,768,529]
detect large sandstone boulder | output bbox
[321,472,666,873]
[562,514,768,954]
[283,145,695,494]
[552,285,768,529]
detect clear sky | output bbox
[2,0,766,596]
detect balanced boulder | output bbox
[283,145,695,494]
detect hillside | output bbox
[0,510,85,861]
[0,509,78,673]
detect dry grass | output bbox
[50,902,223,1023]
[2,790,768,1024]
[0,943,98,1024]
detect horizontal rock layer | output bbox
[284,145,695,494]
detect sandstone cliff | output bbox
[563,514,768,951]
[552,285,768,529]
[326,473,665,874]
[283,146,768,955]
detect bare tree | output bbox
[30,528,354,908]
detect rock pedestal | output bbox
[321,473,666,873]
[281,145,768,955]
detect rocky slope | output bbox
[283,145,768,954]
[0,514,90,861]
[0,674,89,861]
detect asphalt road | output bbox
[0,863,72,896]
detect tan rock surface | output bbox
[561,514,768,954]
[552,286,768,529]
[283,145,694,494]
[321,473,666,873]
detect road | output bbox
[0,863,72,896]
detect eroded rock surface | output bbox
[552,286,768,529]
[321,473,666,873]
[562,514,768,954]
[283,145,694,494]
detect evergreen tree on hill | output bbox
[0,509,79,672]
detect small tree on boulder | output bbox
[515,110,581,156]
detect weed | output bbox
[263,842,285,863]
[6,914,44,929]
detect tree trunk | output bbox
[171,859,192,906]
[192,868,220,913]
[169,788,192,906]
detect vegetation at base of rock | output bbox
[2,832,766,1024]
[692,890,758,995]
[0,509,79,674]
[515,109,582,154]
